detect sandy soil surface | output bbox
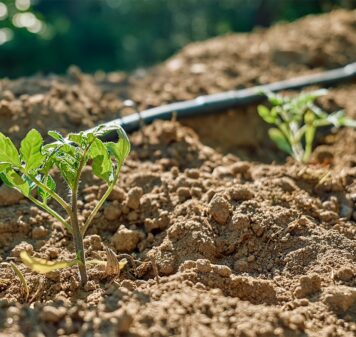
[0,9,355,337]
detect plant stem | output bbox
[27,195,72,233]
[81,166,121,236]
[70,145,91,285]
[70,210,87,285]
[25,172,72,216]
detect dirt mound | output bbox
[0,9,355,337]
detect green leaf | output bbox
[0,132,21,166]
[68,132,86,147]
[326,110,346,128]
[265,91,285,106]
[342,118,356,128]
[0,163,10,173]
[106,126,131,165]
[89,138,113,183]
[56,160,77,189]
[38,175,56,204]
[20,251,77,274]
[48,130,64,142]
[258,105,276,124]
[0,169,30,196]
[268,128,292,155]
[20,129,45,172]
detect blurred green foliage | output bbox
[0,0,355,78]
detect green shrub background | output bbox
[0,0,354,78]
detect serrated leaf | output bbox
[0,169,30,196]
[268,128,292,155]
[258,105,276,124]
[0,132,21,166]
[38,175,56,204]
[20,251,77,274]
[20,129,45,172]
[48,130,64,142]
[89,138,113,183]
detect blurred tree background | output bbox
[0,0,355,78]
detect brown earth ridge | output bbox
[0,9,355,337]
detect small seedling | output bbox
[258,89,356,163]
[0,123,130,286]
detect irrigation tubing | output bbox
[96,62,356,140]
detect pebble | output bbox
[126,187,143,210]
[208,195,231,225]
[39,306,66,323]
[104,201,121,221]
[111,226,142,252]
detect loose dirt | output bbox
[0,9,355,337]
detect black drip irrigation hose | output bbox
[100,62,356,141]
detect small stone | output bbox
[213,265,232,278]
[177,187,191,202]
[231,213,250,230]
[179,260,196,272]
[294,274,321,298]
[39,306,66,323]
[191,187,202,198]
[88,234,103,251]
[208,195,231,225]
[84,193,96,203]
[126,187,143,210]
[231,162,251,174]
[323,286,356,313]
[335,267,354,282]
[104,202,121,221]
[185,169,200,179]
[127,211,138,222]
[108,187,126,201]
[196,259,211,273]
[229,186,254,201]
[32,226,48,239]
[111,226,142,253]
[318,210,338,224]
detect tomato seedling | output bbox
[0,123,130,285]
[258,89,356,163]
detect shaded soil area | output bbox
[0,9,355,337]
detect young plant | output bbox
[0,123,130,285]
[258,89,356,163]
